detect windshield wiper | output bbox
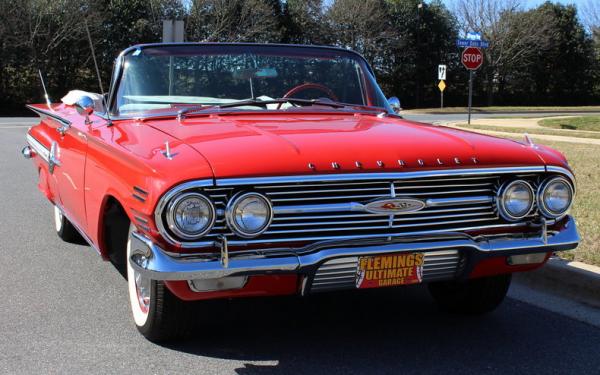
[217,97,346,109]
[176,97,346,119]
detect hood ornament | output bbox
[161,141,179,160]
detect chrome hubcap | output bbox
[134,270,151,313]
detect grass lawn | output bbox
[539,116,600,132]
[451,128,600,266]
[455,124,600,140]
[536,140,600,266]
[402,106,600,114]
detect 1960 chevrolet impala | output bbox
[23,43,579,341]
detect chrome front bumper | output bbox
[128,216,580,281]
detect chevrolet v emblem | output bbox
[364,198,425,214]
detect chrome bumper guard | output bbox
[128,216,580,281]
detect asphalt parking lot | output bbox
[1,119,600,374]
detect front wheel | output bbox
[126,225,190,341]
[428,273,512,314]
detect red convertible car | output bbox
[23,43,579,341]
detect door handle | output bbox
[56,123,70,136]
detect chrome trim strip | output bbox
[215,167,546,186]
[546,165,576,188]
[425,196,493,207]
[26,105,71,127]
[273,196,493,215]
[55,205,101,256]
[129,216,579,280]
[180,222,526,248]
[26,134,50,163]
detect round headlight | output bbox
[166,192,215,239]
[498,180,534,221]
[538,177,573,218]
[226,192,273,238]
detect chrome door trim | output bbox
[26,134,50,163]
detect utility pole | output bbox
[415,2,423,108]
[163,20,185,95]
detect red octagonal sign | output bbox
[461,47,484,70]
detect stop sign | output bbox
[461,47,484,70]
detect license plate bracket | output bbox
[356,252,424,289]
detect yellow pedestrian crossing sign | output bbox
[438,80,446,92]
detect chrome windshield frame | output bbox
[105,42,391,119]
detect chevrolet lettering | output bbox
[22,43,580,342]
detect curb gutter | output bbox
[513,257,600,309]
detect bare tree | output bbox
[326,0,392,62]
[187,0,282,42]
[451,0,556,104]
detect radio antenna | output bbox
[38,70,52,110]
[84,19,113,126]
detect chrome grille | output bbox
[156,168,548,247]
[310,250,461,292]
[202,175,509,244]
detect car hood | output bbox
[144,112,546,178]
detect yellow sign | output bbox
[438,80,446,92]
[356,253,424,289]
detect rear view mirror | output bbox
[387,96,401,114]
[75,96,94,125]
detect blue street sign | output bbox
[456,39,489,48]
[466,32,482,41]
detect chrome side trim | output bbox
[215,167,546,186]
[129,216,579,281]
[26,134,50,163]
[55,205,101,256]
[26,105,71,127]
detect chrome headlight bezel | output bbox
[225,192,273,238]
[497,180,535,221]
[165,192,215,240]
[537,176,574,219]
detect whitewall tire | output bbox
[125,224,190,341]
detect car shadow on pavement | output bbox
[160,285,600,374]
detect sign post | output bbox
[461,46,484,124]
[438,65,447,109]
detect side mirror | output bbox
[387,97,402,114]
[75,96,94,125]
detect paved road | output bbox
[401,112,600,125]
[1,120,600,374]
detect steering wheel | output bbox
[277,83,339,109]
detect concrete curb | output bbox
[513,257,600,309]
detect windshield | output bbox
[113,44,391,115]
